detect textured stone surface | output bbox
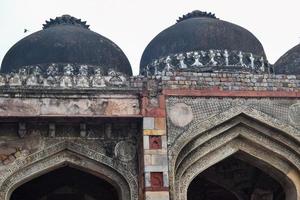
[144,165,168,172]
[289,103,300,125]
[167,97,300,145]
[144,117,155,129]
[144,136,150,149]
[150,172,164,188]
[0,96,140,117]
[142,72,300,92]
[149,136,162,149]
[168,103,193,127]
[145,191,169,200]
[144,130,166,135]
[0,119,140,200]
[114,141,136,162]
[154,118,166,130]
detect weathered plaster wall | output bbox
[0,96,139,117]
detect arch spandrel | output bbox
[168,107,300,200]
[175,122,300,177]
[169,106,300,180]
[0,141,138,200]
[169,106,300,162]
[175,114,300,170]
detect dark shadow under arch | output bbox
[0,147,135,200]
[188,177,239,200]
[170,114,300,200]
[10,165,119,200]
[187,153,285,200]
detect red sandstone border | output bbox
[162,88,300,98]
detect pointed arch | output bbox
[169,108,300,200]
[0,141,138,200]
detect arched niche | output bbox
[169,113,300,200]
[0,142,138,200]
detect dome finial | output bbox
[177,10,217,23]
[42,15,90,29]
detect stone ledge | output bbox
[163,88,300,97]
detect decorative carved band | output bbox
[0,64,129,88]
[142,49,272,76]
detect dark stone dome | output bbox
[140,11,266,72]
[274,44,300,75]
[1,15,132,75]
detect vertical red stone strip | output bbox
[143,94,169,200]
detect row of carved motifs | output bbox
[0,64,129,88]
[143,50,272,76]
[0,136,138,167]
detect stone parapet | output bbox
[0,70,299,97]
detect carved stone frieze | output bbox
[0,64,130,88]
[142,49,272,76]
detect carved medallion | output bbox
[288,103,300,125]
[169,103,193,127]
[114,141,136,162]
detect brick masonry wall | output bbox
[130,72,299,94]
[162,72,299,91]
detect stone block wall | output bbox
[160,72,299,92]
[129,72,299,95]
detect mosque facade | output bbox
[0,11,299,200]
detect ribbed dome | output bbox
[140,11,266,73]
[1,15,132,76]
[274,44,300,75]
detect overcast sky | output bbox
[1,0,300,75]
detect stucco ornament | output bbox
[143,49,272,76]
[169,103,193,127]
[288,103,300,125]
[114,141,136,162]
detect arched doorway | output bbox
[187,154,285,200]
[169,113,300,200]
[10,166,119,200]
[0,145,137,200]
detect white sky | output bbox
[1,0,300,75]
